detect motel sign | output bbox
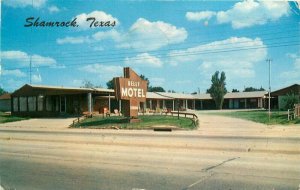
[114,67,147,119]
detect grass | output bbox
[206,110,300,125]
[0,111,29,123]
[72,115,197,130]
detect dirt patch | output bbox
[0,118,76,130]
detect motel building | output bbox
[10,84,268,117]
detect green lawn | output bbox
[72,115,197,130]
[207,110,300,125]
[0,112,29,123]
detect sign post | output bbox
[114,67,147,122]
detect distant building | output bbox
[0,93,11,112]
[194,91,267,110]
[270,84,300,110]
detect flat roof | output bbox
[156,92,196,99]
[193,91,267,100]
[147,92,173,100]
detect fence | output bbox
[169,111,199,127]
[71,111,199,128]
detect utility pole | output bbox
[29,55,32,84]
[266,59,272,120]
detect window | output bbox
[46,96,52,111]
[28,96,36,111]
[19,97,27,112]
[38,96,44,111]
[60,96,66,112]
[13,97,18,112]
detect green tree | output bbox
[207,71,227,109]
[106,79,114,89]
[148,86,165,92]
[243,86,265,92]
[81,80,102,88]
[107,74,150,89]
[232,89,239,93]
[282,92,299,110]
[139,75,150,89]
[0,87,8,96]
[168,90,176,93]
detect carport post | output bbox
[193,100,195,110]
[172,100,175,111]
[186,100,188,110]
[108,93,111,112]
[87,92,92,114]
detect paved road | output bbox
[0,114,299,190]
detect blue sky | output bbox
[1,0,299,93]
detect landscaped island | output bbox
[71,115,197,130]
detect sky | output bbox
[1,0,299,93]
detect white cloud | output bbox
[1,50,28,60]
[186,11,216,22]
[56,18,187,51]
[2,69,26,77]
[186,0,290,29]
[216,0,290,29]
[92,29,121,42]
[168,37,267,81]
[32,74,42,83]
[75,11,119,30]
[72,79,84,87]
[1,50,56,66]
[124,53,163,68]
[150,77,165,86]
[3,0,46,8]
[80,64,123,80]
[48,5,60,13]
[118,18,187,51]
[56,36,90,44]
[57,30,121,45]
[281,54,300,80]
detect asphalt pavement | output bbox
[0,114,299,190]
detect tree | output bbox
[148,86,165,92]
[81,80,102,88]
[232,89,239,93]
[207,71,227,109]
[106,74,150,89]
[168,90,176,93]
[140,75,150,89]
[106,79,114,89]
[243,86,265,92]
[0,87,8,96]
[282,92,299,110]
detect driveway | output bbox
[194,110,300,138]
[0,118,76,130]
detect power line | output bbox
[3,35,299,62]
[3,42,299,71]
[3,24,299,51]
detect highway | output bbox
[0,123,299,190]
